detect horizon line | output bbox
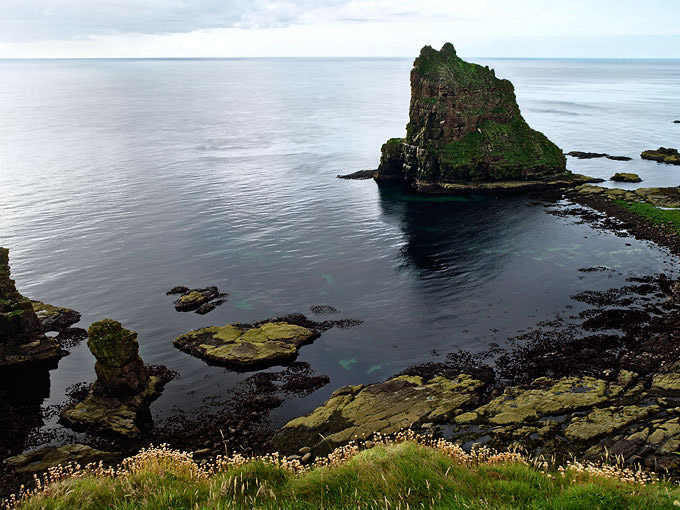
[2,56,680,61]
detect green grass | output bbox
[615,200,680,235]
[9,441,680,510]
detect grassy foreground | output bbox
[6,434,680,510]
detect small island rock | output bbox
[610,172,642,183]
[167,286,227,315]
[641,147,680,165]
[174,316,320,369]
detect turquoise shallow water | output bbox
[0,58,679,452]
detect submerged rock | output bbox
[373,43,594,192]
[0,248,65,367]
[272,374,486,454]
[610,172,642,183]
[61,319,167,438]
[5,444,117,474]
[174,316,320,369]
[167,286,227,315]
[641,147,680,165]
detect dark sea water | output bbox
[0,58,679,451]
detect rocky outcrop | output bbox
[575,184,680,207]
[337,170,376,180]
[275,369,680,470]
[0,248,64,367]
[30,301,80,333]
[373,43,593,192]
[641,147,680,165]
[5,444,116,474]
[174,315,321,369]
[610,172,641,183]
[167,286,227,315]
[272,374,486,455]
[61,319,166,438]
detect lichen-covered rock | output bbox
[565,405,660,442]
[470,377,622,426]
[272,374,486,454]
[610,172,641,183]
[174,320,319,369]
[5,444,116,474]
[641,147,680,165]
[0,248,64,367]
[87,319,148,396]
[374,43,578,191]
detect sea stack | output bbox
[375,43,583,192]
[0,247,64,367]
[61,319,166,438]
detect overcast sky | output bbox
[1,0,679,58]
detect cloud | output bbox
[0,0,356,41]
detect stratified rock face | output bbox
[375,43,567,186]
[87,319,148,397]
[0,248,63,367]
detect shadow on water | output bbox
[377,184,551,278]
[0,366,53,459]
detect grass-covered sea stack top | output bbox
[375,43,594,192]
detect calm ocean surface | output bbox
[0,58,679,449]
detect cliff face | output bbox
[0,247,64,366]
[0,248,42,346]
[376,43,568,186]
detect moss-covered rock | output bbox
[374,43,575,191]
[0,248,64,367]
[174,319,319,369]
[88,319,148,396]
[272,374,486,454]
[5,444,117,474]
[610,172,642,183]
[641,147,680,165]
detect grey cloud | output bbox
[0,0,352,41]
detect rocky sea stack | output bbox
[375,43,593,192]
[0,247,64,367]
[61,319,165,438]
